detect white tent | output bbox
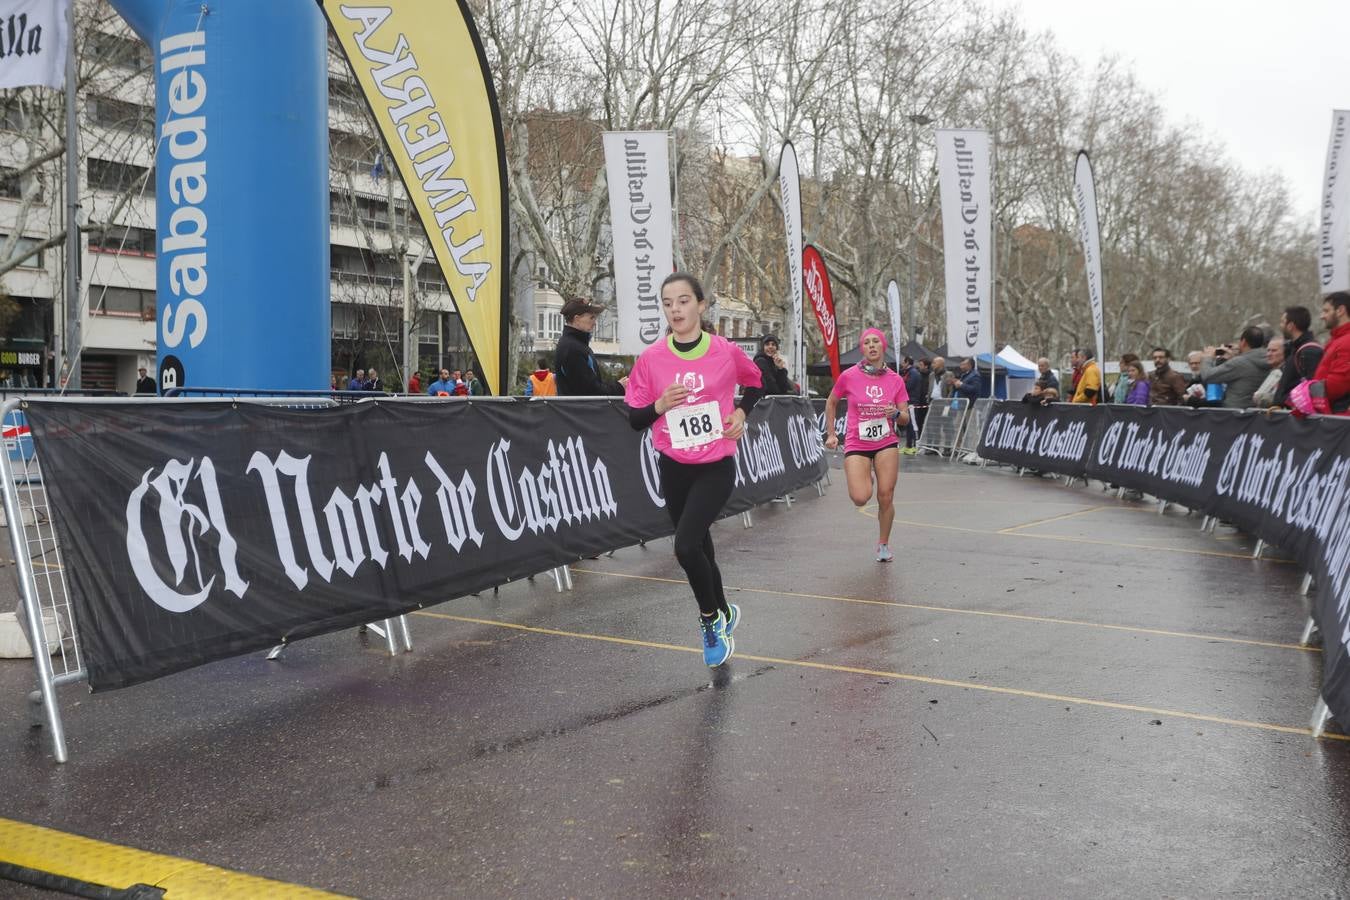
[997,344,1040,398]
[997,344,1038,374]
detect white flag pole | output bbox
[64,0,81,390]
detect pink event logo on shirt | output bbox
[676,372,706,399]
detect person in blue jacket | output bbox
[947,357,982,401]
[426,367,458,396]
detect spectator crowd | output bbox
[1018,292,1350,418]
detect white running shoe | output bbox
[876,543,893,562]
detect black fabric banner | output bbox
[24,397,825,691]
[979,401,1350,726]
[976,402,1100,476]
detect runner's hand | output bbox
[655,382,689,415]
[825,433,838,450]
[724,408,747,440]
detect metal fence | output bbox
[915,398,970,456]
[955,398,996,458]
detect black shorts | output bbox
[845,443,899,460]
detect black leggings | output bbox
[659,455,735,618]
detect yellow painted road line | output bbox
[413,611,1348,742]
[0,817,347,899]
[997,506,1108,533]
[571,569,1318,654]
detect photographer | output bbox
[1201,327,1270,409]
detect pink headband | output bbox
[860,328,887,351]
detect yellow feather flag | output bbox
[322,1,509,394]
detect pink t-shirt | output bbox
[832,364,910,452]
[625,333,764,464]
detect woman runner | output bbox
[626,272,765,666]
[824,328,910,561]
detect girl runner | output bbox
[626,272,765,666]
[824,328,910,561]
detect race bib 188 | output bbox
[668,400,723,450]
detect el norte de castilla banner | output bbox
[323,1,510,394]
[26,397,826,691]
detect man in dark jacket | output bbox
[1274,305,1315,407]
[948,357,981,401]
[554,298,627,396]
[753,334,793,394]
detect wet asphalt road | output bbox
[0,455,1347,898]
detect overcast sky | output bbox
[984,0,1348,226]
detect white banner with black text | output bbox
[936,129,992,358]
[1074,150,1106,367]
[1320,110,1350,294]
[603,131,674,355]
[0,0,68,89]
[778,142,805,393]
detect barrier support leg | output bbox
[1300,616,1319,647]
[783,493,794,509]
[1158,499,1168,515]
[1300,572,1313,596]
[18,604,67,763]
[1311,697,1332,739]
[741,510,754,529]
[2,456,69,761]
[562,565,574,591]
[398,614,413,652]
[815,479,826,497]
[1252,539,1266,560]
[552,567,565,593]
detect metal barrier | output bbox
[955,397,995,459]
[0,396,417,763]
[915,398,970,456]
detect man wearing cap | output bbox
[135,366,156,395]
[554,297,628,396]
[753,334,793,394]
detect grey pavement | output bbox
[0,455,1347,898]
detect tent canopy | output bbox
[996,344,1038,373]
[971,345,1037,378]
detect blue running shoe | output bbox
[723,603,741,636]
[699,613,733,667]
[876,542,894,562]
